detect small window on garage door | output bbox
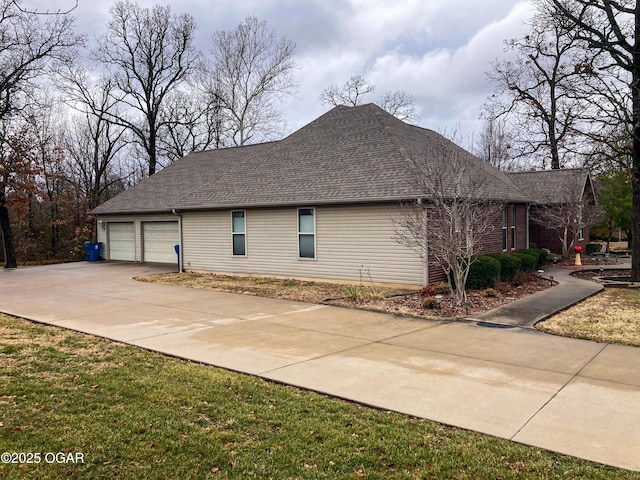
[108,222,135,261]
[143,221,179,263]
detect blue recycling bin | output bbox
[84,242,103,262]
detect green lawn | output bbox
[0,314,637,479]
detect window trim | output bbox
[231,210,246,257]
[577,206,585,241]
[297,207,316,260]
[502,206,508,251]
[510,205,516,250]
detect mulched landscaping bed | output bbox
[328,271,554,319]
[571,269,632,281]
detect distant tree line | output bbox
[0,0,299,267]
[479,0,638,280]
[1,0,638,283]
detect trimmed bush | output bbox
[487,253,522,281]
[586,243,603,255]
[518,248,548,269]
[513,252,537,271]
[534,248,549,266]
[465,255,501,290]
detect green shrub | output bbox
[535,248,549,266]
[516,249,539,268]
[343,285,364,300]
[586,243,603,255]
[518,248,548,269]
[488,253,522,281]
[466,256,501,290]
[513,252,537,271]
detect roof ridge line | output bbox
[370,105,414,165]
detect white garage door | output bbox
[108,222,135,261]
[143,222,179,264]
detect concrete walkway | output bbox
[471,265,612,328]
[1,262,639,472]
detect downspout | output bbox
[421,199,429,285]
[172,209,183,272]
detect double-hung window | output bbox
[510,205,516,250]
[502,207,508,251]
[578,206,585,240]
[298,208,315,259]
[232,210,246,256]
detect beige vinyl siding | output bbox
[96,214,179,262]
[182,204,425,285]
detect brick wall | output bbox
[476,204,528,254]
[529,206,591,255]
[426,203,529,285]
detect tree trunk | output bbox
[0,205,17,268]
[631,3,640,282]
[148,113,157,177]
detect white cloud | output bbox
[363,1,535,134]
[28,0,537,140]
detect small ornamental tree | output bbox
[530,174,599,258]
[394,136,503,305]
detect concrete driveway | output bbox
[1,262,639,472]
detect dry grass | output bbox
[135,272,410,304]
[537,288,640,346]
[137,271,552,321]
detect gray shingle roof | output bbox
[509,168,593,204]
[92,104,532,215]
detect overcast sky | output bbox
[28,0,535,144]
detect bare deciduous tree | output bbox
[393,137,503,304]
[157,88,228,164]
[56,65,132,208]
[548,0,640,280]
[320,75,419,121]
[320,75,375,107]
[13,0,78,15]
[0,0,82,268]
[530,177,599,258]
[94,0,199,176]
[475,112,518,172]
[209,16,297,146]
[380,90,418,122]
[63,102,128,211]
[486,2,596,169]
[0,118,38,268]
